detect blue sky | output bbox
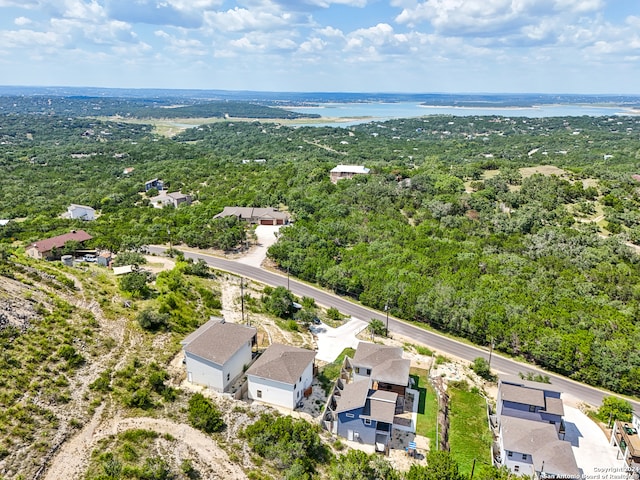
[0,0,638,93]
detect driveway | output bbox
[563,404,626,476]
[236,225,282,267]
[311,318,369,363]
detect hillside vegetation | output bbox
[1,102,640,402]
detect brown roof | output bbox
[31,230,93,253]
[501,416,579,477]
[183,318,256,366]
[500,383,546,407]
[246,343,315,385]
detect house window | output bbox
[522,454,528,460]
[514,466,520,472]
[507,451,513,458]
[257,390,262,398]
[346,413,354,418]
[364,419,372,426]
[366,369,371,375]
[529,405,536,412]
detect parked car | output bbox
[83,254,97,262]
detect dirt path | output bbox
[44,414,247,480]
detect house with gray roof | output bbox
[322,341,417,453]
[181,317,257,393]
[246,343,316,410]
[496,376,578,477]
[214,206,290,226]
[149,191,193,209]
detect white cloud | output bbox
[0,28,61,48]
[14,16,32,26]
[60,0,106,21]
[316,26,344,38]
[155,29,207,56]
[394,0,605,37]
[297,36,326,53]
[204,7,293,32]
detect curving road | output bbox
[148,246,640,412]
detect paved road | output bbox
[148,246,640,412]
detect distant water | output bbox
[288,102,636,127]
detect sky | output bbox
[0,0,638,94]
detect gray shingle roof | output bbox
[362,390,398,424]
[353,342,410,386]
[334,381,370,414]
[500,383,546,407]
[501,416,579,477]
[246,343,315,385]
[183,318,256,367]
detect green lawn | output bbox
[448,384,492,475]
[317,347,356,394]
[410,368,438,449]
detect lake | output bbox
[288,102,637,127]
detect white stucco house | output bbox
[181,317,257,393]
[64,204,96,221]
[246,343,316,410]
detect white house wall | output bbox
[222,342,253,391]
[248,360,314,409]
[185,341,252,392]
[185,352,224,391]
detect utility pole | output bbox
[287,265,290,290]
[469,458,476,480]
[488,337,495,368]
[167,227,172,250]
[240,277,245,325]
[385,301,389,337]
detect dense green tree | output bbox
[329,449,399,480]
[263,286,296,319]
[405,451,465,480]
[597,396,633,425]
[187,393,225,433]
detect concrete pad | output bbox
[563,404,626,477]
[236,225,283,267]
[312,318,368,363]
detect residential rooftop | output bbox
[245,343,315,385]
[182,318,257,367]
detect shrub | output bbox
[368,319,386,336]
[597,396,633,425]
[470,357,494,381]
[326,307,342,321]
[188,393,225,433]
[136,308,169,331]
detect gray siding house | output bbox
[181,317,256,393]
[496,376,578,478]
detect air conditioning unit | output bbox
[354,432,360,439]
